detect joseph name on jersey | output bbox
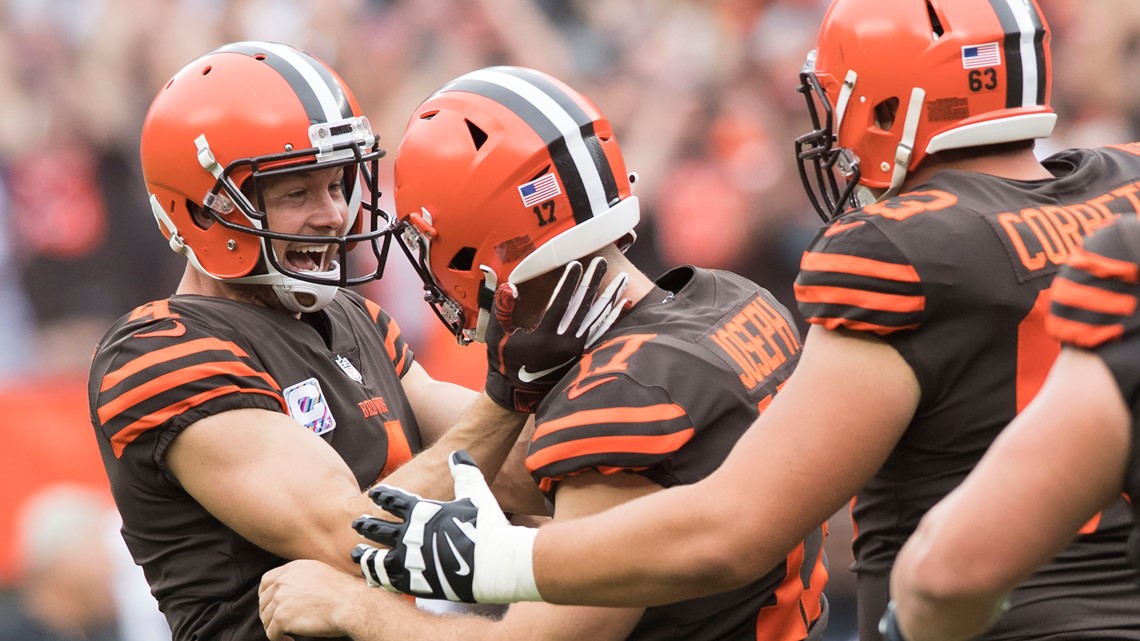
[796,145,1140,639]
[529,266,827,641]
[88,290,421,641]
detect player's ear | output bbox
[186,202,215,230]
[511,268,566,329]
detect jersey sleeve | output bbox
[794,216,926,335]
[360,297,415,377]
[1047,219,1140,407]
[526,371,694,495]
[90,314,287,473]
[1048,221,1140,348]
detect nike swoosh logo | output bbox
[431,533,460,601]
[518,357,576,383]
[136,319,186,338]
[444,531,471,577]
[824,220,866,237]
[567,376,618,401]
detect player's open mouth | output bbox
[284,244,333,273]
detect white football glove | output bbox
[352,451,542,604]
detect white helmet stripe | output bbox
[1003,0,1040,108]
[986,0,1047,109]
[452,67,610,218]
[256,42,347,123]
[212,41,351,124]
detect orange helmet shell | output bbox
[394,67,638,342]
[797,0,1056,219]
[140,42,387,288]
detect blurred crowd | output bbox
[1,0,1137,377]
[0,0,1138,639]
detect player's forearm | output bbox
[532,481,779,606]
[890,504,1011,641]
[339,595,499,641]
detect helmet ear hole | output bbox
[186,201,215,230]
[448,247,477,271]
[874,97,900,132]
[465,120,488,150]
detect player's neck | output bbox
[905,147,1054,187]
[176,265,293,314]
[600,251,654,308]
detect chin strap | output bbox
[471,265,498,345]
[270,261,343,313]
[272,282,338,313]
[881,88,926,202]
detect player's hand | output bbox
[351,450,541,604]
[259,560,367,641]
[879,602,910,641]
[482,256,628,413]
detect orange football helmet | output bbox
[140,41,391,312]
[796,0,1056,221]
[393,66,639,344]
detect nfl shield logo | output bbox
[335,355,364,383]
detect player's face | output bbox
[259,166,349,278]
[511,267,566,330]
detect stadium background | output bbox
[0,1,1135,639]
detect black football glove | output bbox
[351,451,541,604]
[482,256,628,413]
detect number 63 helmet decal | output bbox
[796,0,1056,222]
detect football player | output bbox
[257,66,829,641]
[343,1,1140,639]
[887,214,1140,641]
[88,43,619,641]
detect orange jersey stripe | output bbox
[804,316,919,335]
[1078,511,1103,535]
[754,542,809,641]
[379,420,414,479]
[800,252,921,283]
[1069,246,1140,284]
[384,317,402,366]
[393,344,409,375]
[110,386,286,458]
[532,403,688,441]
[1045,314,1125,348]
[101,337,253,391]
[128,300,174,322]
[98,360,279,424]
[1051,276,1138,316]
[795,283,925,314]
[525,429,695,472]
[364,298,384,323]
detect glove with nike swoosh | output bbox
[351,450,542,604]
[483,256,628,413]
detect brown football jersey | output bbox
[797,145,1140,639]
[89,290,421,641]
[1050,215,1140,550]
[531,266,828,641]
